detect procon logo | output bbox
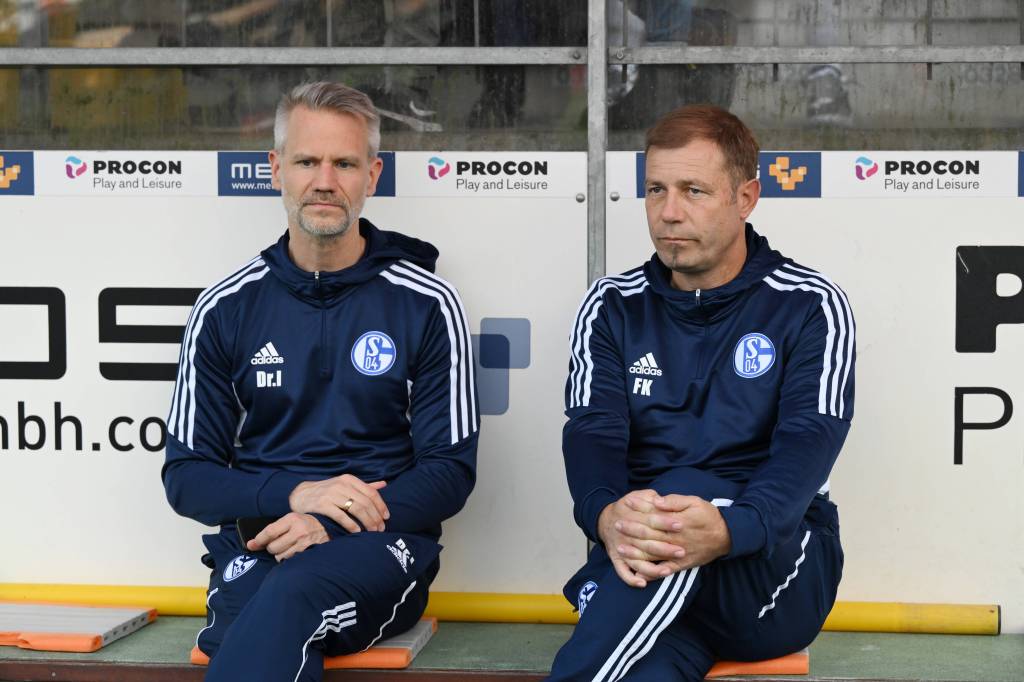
[768,156,807,191]
[65,156,88,179]
[883,159,980,176]
[455,160,548,176]
[427,156,450,180]
[91,159,182,175]
[854,156,878,180]
[0,155,21,189]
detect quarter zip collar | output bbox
[261,218,439,304]
[644,224,787,324]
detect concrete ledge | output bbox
[1,618,1022,682]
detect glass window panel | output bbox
[0,1,17,47]
[632,1,1024,47]
[0,68,17,129]
[329,0,589,48]
[427,0,588,48]
[185,0,327,47]
[0,0,327,48]
[610,63,1024,150]
[0,1,590,48]
[0,65,587,150]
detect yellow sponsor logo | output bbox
[0,155,22,190]
[768,156,807,191]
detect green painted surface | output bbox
[808,632,1024,681]
[1,617,1021,680]
[410,622,573,672]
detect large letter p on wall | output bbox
[956,246,1024,352]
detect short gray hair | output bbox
[273,81,381,158]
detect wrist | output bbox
[718,503,766,559]
[596,502,616,545]
[288,481,310,510]
[257,471,311,517]
[305,512,326,534]
[716,508,732,558]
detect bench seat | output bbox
[1,617,1021,681]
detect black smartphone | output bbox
[236,516,278,548]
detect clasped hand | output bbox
[246,474,390,562]
[597,490,731,588]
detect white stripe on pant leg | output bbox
[361,580,418,651]
[613,568,700,681]
[603,570,689,682]
[194,587,219,649]
[293,602,358,682]
[591,571,680,682]
[758,531,812,619]
[311,606,358,643]
[312,615,358,642]
[597,500,728,680]
[311,605,358,642]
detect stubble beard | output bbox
[285,190,355,242]
[658,241,708,277]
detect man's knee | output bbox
[256,553,343,609]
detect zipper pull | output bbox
[696,288,701,305]
[314,271,320,289]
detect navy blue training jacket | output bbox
[163,219,479,541]
[564,225,855,558]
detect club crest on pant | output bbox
[351,331,397,376]
[223,555,258,582]
[577,581,598,616]
[733,332,776,378]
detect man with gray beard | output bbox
[162,82,479,681]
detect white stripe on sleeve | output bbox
[380,268,475,444]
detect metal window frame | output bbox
[3,35,1023,286]
[4,45,1021,67]
[0,47,586,65]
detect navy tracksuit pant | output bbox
[195,528,440,682]
[547,468,843,682]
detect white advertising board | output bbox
[0,150,588,597]
[2,148,1023,633]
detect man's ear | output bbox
[269,149,282,191]
[366,156,384,196]
[736,178,760,219]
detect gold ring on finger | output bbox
[343,498,354,511]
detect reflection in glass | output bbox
[611,63,1024,150]
[605,3,740,131]
[650,1,1024,48]
[0,65,587,150]
[0,0,592,48]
